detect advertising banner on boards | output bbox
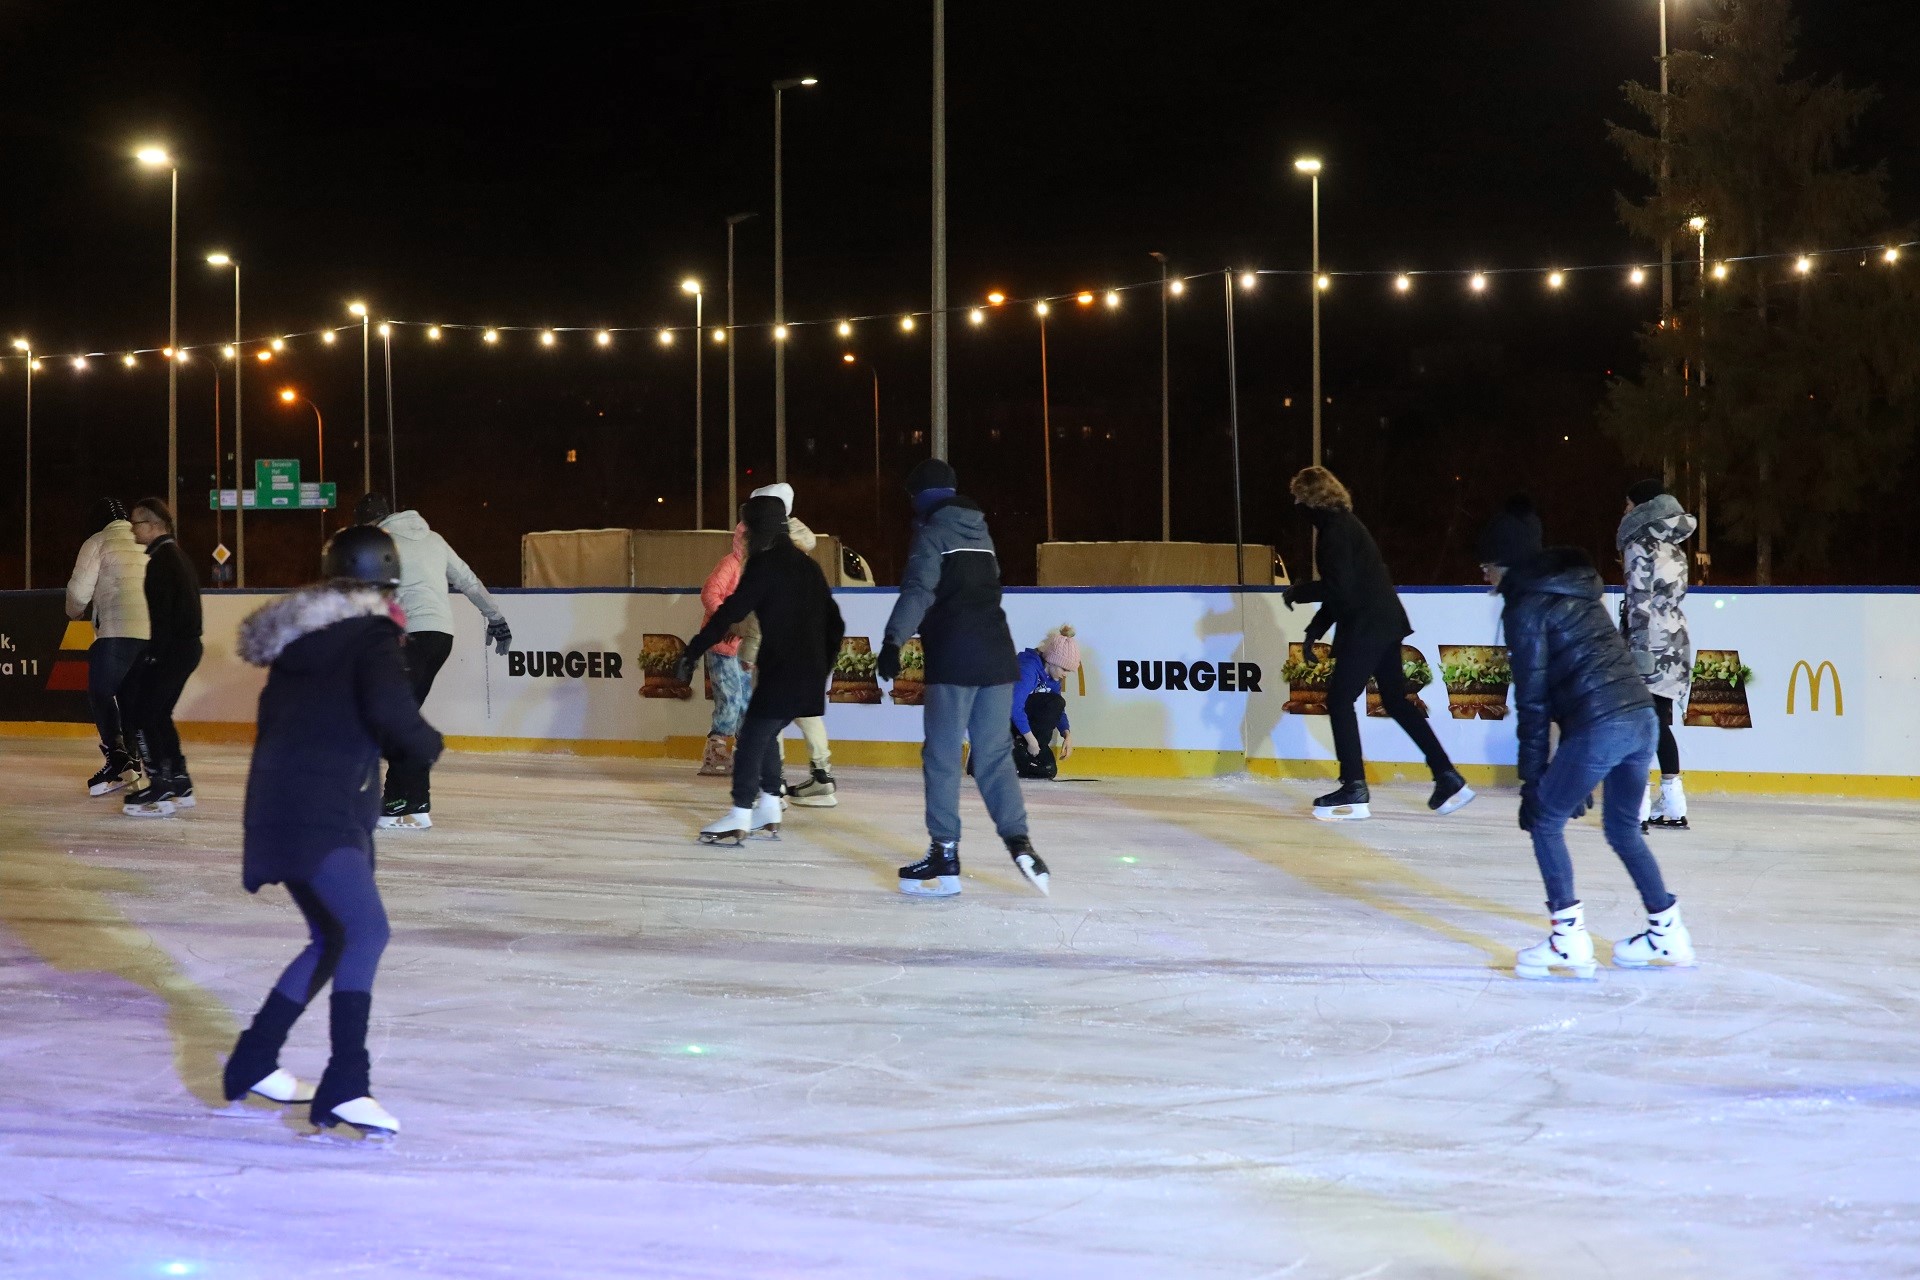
[0,590,95,724]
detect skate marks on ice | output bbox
[0,810,237,1106]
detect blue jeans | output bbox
[1529,708,1675,914]
[706,652,750,737]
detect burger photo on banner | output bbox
[1366,645,1432,717]
[639,634,693,700]
[830,637,882,704]
[1282,642,1335,715]
[1439,645,1512,719]
[1685,650,1753,727]
[889,637,926,705]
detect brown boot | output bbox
[697,733,733,776]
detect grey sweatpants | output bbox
[923,682,1028,844]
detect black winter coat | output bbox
[685,539,844,721]
[142,535,202,646]
[238,586,443,890]
[1288,507,1412,649]
[881,496,1020,686]
[1500,547,1655,782]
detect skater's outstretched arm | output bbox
[685,559,772,664]
[440,535,505,625]
[1507,601,1553,783]
[356,629,444,771]
[882,525,942,648]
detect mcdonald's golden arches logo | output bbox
[1786,660,1843,715]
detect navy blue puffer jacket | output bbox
[1500,547,1654,782]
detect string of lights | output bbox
[4,240,1911,370]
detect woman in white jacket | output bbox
[354,493,512,828]
[65,498,152,795]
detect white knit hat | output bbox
[750,482,795,517]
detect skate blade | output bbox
[1433,786,1476,815]
[122,800,177,818]
[89,780,131,797]
[1013,855,1051,897]
[751,824,782,839]
[899,876,962,898]
[171,794,197,809]
[791,793,838,808]
[376,814,432,830]
[1612,955,1698,970]
[1514,961,1598,980]
[305,1123,398,1144]
[1312,803,1371,822]
[1647,818,1689,830]
[698,831,748,846]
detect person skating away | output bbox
[65,498,152,796]
[121,499,204,817]
[676,496,845,845]
[1476,497,1696,980]
[1009,624,1082,781]
[223,526,443,1137]
[750,482,838,807]
[1618,478,1698,831]
[1281,467,1472,821]
[876,459,1050,897]
[354,493,512,829]
[696,523,753,777]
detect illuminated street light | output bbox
[222,345,237,359]
[255,349,272,362]
[986,292,1005,306]
[1884,247,1901,264]
[1077,292,1095,305]
[347,301,367,317]
[72,357,87,371]
[1293,157,1322,174]
[1687,216,1707,233]
[681,278,701,295]
[280,388,296,403]
[136,147,172,167]
[1238,272,1256,290]
[842,353,856,363]
[710,327,725,344]
[124,354,138,367]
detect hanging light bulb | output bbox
[321,331,337,345]
[72,356,88,371]
[773,325,789,341]
[123,353,138,367]
[1240,272,1257,290]
[836,320,852,337]
[1629,267,1647,286]
[1547,271,1565,289]
[1168,278,1185,296]
[1035,301,1050,317]
[899,315,916,332]
[1794,255,1813,274]
[969,308,985,325]
[1712,262,1729,280]
[1314,274,1330,291]
[541,330,557,347]
[1394,274,1412,292]
[428,326,443,340]
[1470,274,1488,292]
[1884,247,1900,264]
[270,337,286,351]
[597,330,612,346]
[483,329,500,344]
[1104,290,1120,308]
[658,329,674,346]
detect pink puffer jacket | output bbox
[699,525,748,657]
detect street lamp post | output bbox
[208,255,246,586]
[380,323,397,505]
[348,303,370,494]
[725,212,757,522]
[11,339,30,586]
[1224,273,1246,588]
[1659,0,1674,323]
[1690,215,1710,575]
[1293,157,1324,470]
[1036,301,1054,542]
[772,75,819,483]
[280,388,326,552]
[842,353,882,548]
[137,148,180,523]
[1149,251,1172,541]
[931,0,950,462]
[683,279,705,527]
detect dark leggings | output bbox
[731,714,791,808]
[272,848,391,1002]
[88,637,147,753]
[1653,695,1680,775]
[126,639,203,770]
[383,630,453,808]
[1328,632,1453,783]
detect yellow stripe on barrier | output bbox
[60,621,95,650]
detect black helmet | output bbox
[322,525,402,587]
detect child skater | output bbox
[221,526,443,1137]
[1476,496,1696,979]
[1009,624,1081,780]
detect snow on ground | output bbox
[1,737,1915,1279]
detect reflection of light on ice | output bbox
[5,738,1918,1278]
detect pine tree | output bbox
[1602,0,1920,582]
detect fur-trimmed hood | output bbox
[1289,466,1352,511]
[239,585,401,667]
[1616,493,1698,551]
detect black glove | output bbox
[673,652,698,685]
[877,642,901,682]
[1281,584,1299,611]
[1303,617,1329,648]
[1518,782,1540,832]
[1571,791,1594,821]
[485,616,513,655]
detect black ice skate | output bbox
[1312,780,1371,822]
[1428,769,1475,815]
[377,798,433,830]
[87,746,138,797]
[899,841,962,897]
[125,763,195,818]
[1004,835,1051,896]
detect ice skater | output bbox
[121,498,204,817]
[1618,478,1697,831]
[224,525,443,1137]
[876,459,1049,897]
[1281,467,1471,820]
[750,482,839,807]
[354,493,512,829]
[64,498,151,796]
[695,521,753,777]
[1009,624,1081,780]
[677,495,844,845]
[1476,496,1696,979]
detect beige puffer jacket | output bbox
[66,521,152,639]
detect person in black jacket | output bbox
[1478,498,1696,980]
[677,495,845,844]
[1282,466,1471,821]
[876,458,1050,898]
[221,526,443,1138]
[122,498,203,817]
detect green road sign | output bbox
[209,481,337,511]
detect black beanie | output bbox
[91,497,128,529]
[1475,495,1545,568]
[355,491,393,525]
[904,457,958,495]
[1625,478,1666,507]
[741,495,789,553]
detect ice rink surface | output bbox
[2,737,1916,1279]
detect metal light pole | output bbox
[931,0,950,461]
[1691,216,1710,574]
[11,339,30,586]
[1223,272,1245,588]
[380,324,397,505]
[726,212,757,522]
[1150,251,1172,540]
[772,76,818,483]
[137,149,180,523]
[280,389,326,551]
[1037,302,1054,542]
[842,353,883,545]
[1294,157,1324,470]
[683,279,705,527]
[1659,0,1674,323]
[348,303,370,494]
[209,255,246,586]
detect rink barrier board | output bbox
[5,584,1918,798]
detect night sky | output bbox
[4,0,1917,588]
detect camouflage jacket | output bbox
[1616,495,1697,705]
